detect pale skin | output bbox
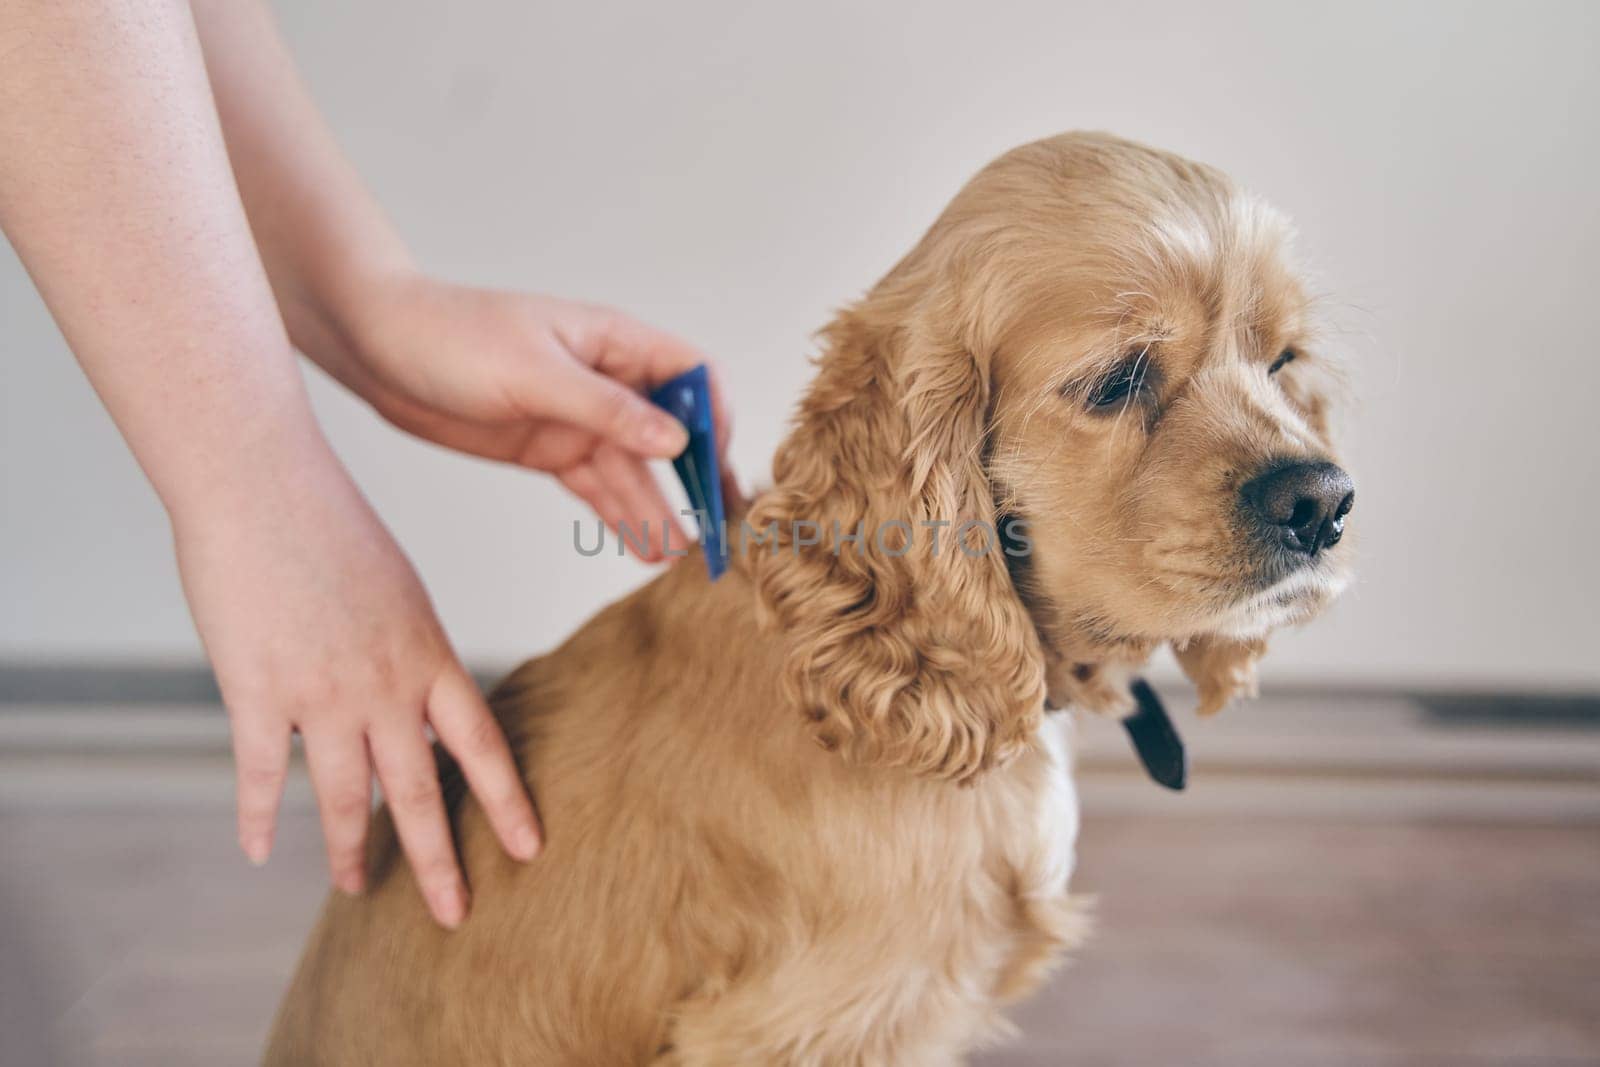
[0,0,730,929]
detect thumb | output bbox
[539,361,688,458]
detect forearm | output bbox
[0,0,331,522]
[188,0,412,396]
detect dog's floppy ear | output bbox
[1173,634,1265,716]
[747,257,1045,783]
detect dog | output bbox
[266,131,1354,1065]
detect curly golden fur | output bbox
[266,131,1352,1065]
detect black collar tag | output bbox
[1122,678,1188,791]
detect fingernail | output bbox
[642,415,688,457]
[435,884,468,929]
[512,823,541,861]
[243,837,270,867]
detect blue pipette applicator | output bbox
[649,365,727,580]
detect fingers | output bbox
[231,713,290,866]
[592,311,708,388]
[427,667,541,862]
[558,461,629,541]
[245,670,538,930]
[553,308,737,464]
[301,725,373,895]
[601,314,734,464]
[534,304,738,554]
[369,717,469,929]
[538,357,688,460]
[560,454,685,562]
[607,320,736,522]
[593,444,689,561]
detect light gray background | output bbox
[3,0,1597,687]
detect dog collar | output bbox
[995,509,1188,792]
[1123,678,1187,791]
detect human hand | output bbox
[317,274,733,562]
[172,438,539,928]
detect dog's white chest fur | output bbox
[1033,713,1081,883]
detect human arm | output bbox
[0,0,537,928]
[188,0,730,560]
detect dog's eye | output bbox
[1086,353,1153,410]
[1269,348,1297,375]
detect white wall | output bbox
[3,0,1597,687]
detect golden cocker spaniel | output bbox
[267,131,1354,1065]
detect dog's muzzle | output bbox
[1241,460,1355,558]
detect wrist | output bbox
[158,393,350,537]
[282,244,419,375]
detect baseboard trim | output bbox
[3,660,1597,722]
[0,661,506,705]
[3,667,1598,822]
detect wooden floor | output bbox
[988,816,1600,1067]
[1,808,1596,1066]
[1,693,1597,1065]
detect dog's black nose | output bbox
[1242,461,1354,556]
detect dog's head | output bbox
[749,131,1353,779]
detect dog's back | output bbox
[266,558,1083,1064]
